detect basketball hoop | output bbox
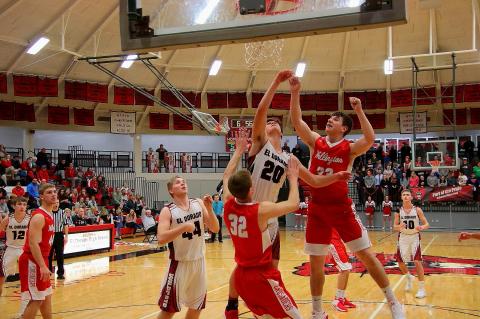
[192,110,230,135]
[243,0,303,69]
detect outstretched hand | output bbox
[349,97,362,111]
[275,70,294,84]
[458,232,472,241]
[202,194,213,208]
[235,127,250,153]
[287,156,300,181]
[289,76,301,93]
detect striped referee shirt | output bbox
[52,209,67,233]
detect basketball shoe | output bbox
[405,274,413,291]
[224,309,238,319]
[331,298,348,312]
[415,288,426,299]
[341,298,356,308]
[389,301,406,319]
[311,310,328,319]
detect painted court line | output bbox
[368,234,437,319]
[138,283,229,319]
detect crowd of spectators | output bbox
[0,145,158,239]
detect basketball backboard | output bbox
[120,0,407,52]
[411,139,459,171]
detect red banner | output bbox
[303,115,314,130]
[0,73,7,94]
[364,91,387,109]
[316,93,338,111]
[161,90,181,107]
[251,92,263,108]
[271,93,290,110]
[86,83,108,103]
[173,114,193,130]
[134,89,155,106]
[352,113,385,129]
[149,113,169,129]
[65,81,87,100]
[410,185,473,202]
[0,101,15,120]
[48,106,69,125]
[13,75,37,97]
[391,89,412,108]
[441,85,464,103]
[300,94,316,110]
[463,83,480,102]
[443,108,467,125]
[73,108,94,126]
[316,115,330,131]
[37,77,58,97]
[14,103,35,122]
[228,93,247,108]
[207,92,228,109]
[470,108,480,124]
[114,86,134,105]
[183,92,201,108]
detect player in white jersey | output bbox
[393,189,429,299]
[0,196,30,296]
[225,70,292,319]
[156,175,219,319]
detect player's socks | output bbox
[226,297,238,310]
[312,295,323,313]
[335,289,345,299]
[382,286,397,302]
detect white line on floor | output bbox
[368,234,437,319]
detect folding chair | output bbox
[143,226,157,243]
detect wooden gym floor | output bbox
[1,230,479,319]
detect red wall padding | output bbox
[149,113,169,129]
[443,108,467,125]
[48,106,69,125]
[173,114,193,130]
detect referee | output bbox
[48,199,69,280]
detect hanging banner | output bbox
[410,185,473,202]
[110,112,136,134]
[399,112,427,134]
[226,117,253,152]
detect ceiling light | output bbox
[295,62,306,77]
[121,54,138,69]
[195,0,220,25]
[384,59,393,75]
[26,37,50,55]
[209,60,222,76]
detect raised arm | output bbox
[349,97,375,158]
[459,232,480,241]
[298,163,351,188]
[250,70,293,154]
[258,157,300,227]
[157,207,195,245]
[289,76,320,149]
[416,208,429,231]
[222,129,249,203]
[198,195,219,233]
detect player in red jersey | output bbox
[289,76,405,319]
[19,183,57,319]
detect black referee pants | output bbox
[48,232,65,276]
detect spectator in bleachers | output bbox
[447,172,458,186]
[380,174,390,198]
[26,166,37,183]
[64,208,74,226]
[460,158,472,177]
[86,176,98,196]
[73,207,91,226]
[87,196,98,211]
[383,164,393,180]
[375,142,385,164]
[282,142,290,153]
[427,171,439,188]
[418,175,426,187]
[439,175,448,187]
[37,165,50,182]
[457,172,468,186]
[409,171,419,188]
[112,188,122,207]
[473,161,480,179]
[26,178,39,200]
[65,162,78,187]
[364,169,375,199]
[388,145,398,164]
[353,171,365,204]
[125,209,139,238]
[76,166,85,183]
[467,173,479,201]
[123,194,136,213]
[1,154,17,182]
[56,159,67,180]
[464,139,475,162]
[400,142,411,164]
[400,172,409,190]
[146,148,155,173]
[36,148,49,168]
[0,186,7,200]
[0,198,9,215]
[156,144,167,172]
[291,143,302,162]
[141,208,158,234]
[389,176,401,203]
[70,189,78,204]
[58,188,70,209]
[78,188,88,202]
[113,209,124,239]
[11,181,25,197]
[374,169,384,202]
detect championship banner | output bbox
[399,112,427,134]
[410,185,473,202]
[110,111,136,134]
[226,117,253,152]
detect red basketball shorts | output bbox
[327,238,352,271]
[19,253,52,301]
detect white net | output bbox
[244,39,285,69]
[191,110,230,135]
